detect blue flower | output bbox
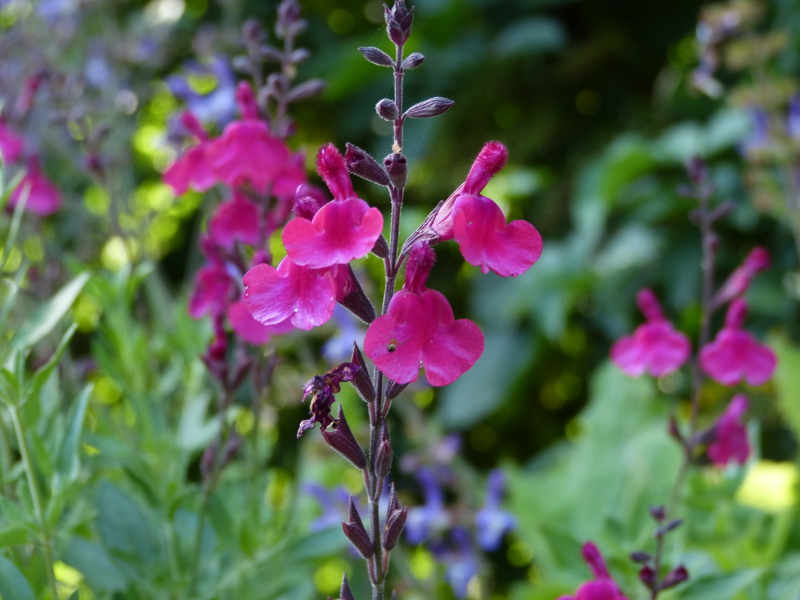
[475,469,515,552]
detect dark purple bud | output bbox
[630,551,652,564]
[376,99,399,121]
[339,265,377,323]
[384,153,407,189]
[321,407,367,469]
[649,505,666,522]
[707,200,735,223]
[371,235,390,259]
[404,97,454,119]
[375,430,392,479]
[345,143,391,187]
[655,519,683,537]
[343,499,374,558]
[659,565,689,590]
[259,45,284,62]
[200,443,216,482]
[287,79,326,102]
[294,195,320,220]
[230,353,254,391]
[266,72,290,97]
[384,0,413,46]
[243,19,263,45]
[386,380,409,400]
[401,52,424,69]
[383,506,408,550]
[358,46,395,67]
[350,343,376,403]
[639,565,657,591]
[339,573,356,600]
[391,592,397,600]
[685,155,707,185]
[221,430,242,468]
[667,415,684,446]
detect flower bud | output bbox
[358,46,395,67]
[350,343,376,403]
[287,79,326,102]
[630,551,652,564]
[649,505,666,522]
[685,155,707,185]
[321,406,367,469]
[639,565,657,591]
[659,565,689,590]
[404,97,454,119]
[384,0,413,46]
[340,265,377,323]
[375,432,392,479]
[371,235,390,259]
[342,498,374,558]
[401,52,424,69]
[384,153,407,189]
[376,99,399,121]
[345,143,391,187]
[386,380,409,400]
[383,506,408,550]
[655,519,683,537]
[339,574,356,600]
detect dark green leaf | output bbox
[63,537,128,592]
[54,384,92,486]
[0,555,35,600]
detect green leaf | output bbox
[54,384,92,486]
[95,481,162,567]
[679,568,763,600]
[769,334,800,438]
[63,537,128,592]
[27,323,78,401]
[0,555,35,600]
[0,494,33,529]
[0,526,30,548]
[11,272,90,351]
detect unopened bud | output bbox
[339,574,356,600]
[342,499,374,558]
[376,98,399,121]
[386,380,409,400]
[287,79,326,102]
[371,235,390,259]
[639,565,657,591]
[350,343,376,403]
[345,143,391,187]
[383,506,407,550]
[685,155,707,185]
[655,519,683,537]
[243,19,263,45]
[321,407,367,469]
[384,153,407,189]
[404,97,454,119]
[340,266,377,323]
[358,46,395,67]
[401,52,424,69]
[659,565,689,590]
[630,551,652,564]
[667,415,684,445]
[649,505,666,522]
[376,439,392,479]
[266,72,289,97]
[384,0,413,46]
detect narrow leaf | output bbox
[54,384,93,486]
[28,323,78,400]
[0,555,35,600]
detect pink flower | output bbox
[208,193,261,250]
[188,262,234,319]
[8,167,62,216]
[556,543,629,600]
[610,289,691,377]
[0,121,23,163]
[431,142,542,277]
[243,258,350,330]
[163,144,216,195]
[707,394,750,467]
[282,144,383,268]
[228,300,294,345]
[206,83,292,194]
[713,247,771,307]
[700,298,776,386]
[364,243,484,386]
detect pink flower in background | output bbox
[228,300,294,345]
[163,111,216,195]
[208,193,261,250]
[206,83,292,193]
[8,167,61,216]
[707,394,750,467]
[0,121,23,163]
[700,298,776,386]
[556,542,629,600]
[713,247,771,307]
[432,141,542,277]
[283,144,383,268]
[611,289,691,377]
[188,262,234,319]
[364,243,484,386]
[243,258,350,330]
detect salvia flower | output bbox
[0,121,24,164]
[364,242,484,386]
[296,362,359,437]
[8,165,62,216]
[405,467,449,545]
[699,298,776,386]
[708,394,751,467]
[431,141,542,277]
[475,469,515,552]
[433,528,480,600]
[282,144,383,268]
[611,289,691,377]
[163,112,216,195]
[208,193,261,250]
[556,542,629,600]
[713,247,771,307]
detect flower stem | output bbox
[8,405,59,600]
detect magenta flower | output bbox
[188,262,234,319]
[0,121,23,163]
[283,144,383,268]
[206,83,292,194]
[8,166,62,216]
[228,300,294,346]
[610,289,691,377]
[431,142,542,277]
[163,112,216,195]
[707,394,750,467]
[700,298,776,386]
[208,193,261,250]
[243,258,351,330]
[364,243,484,386]
[713,247,771,307]
[556,542,629,600]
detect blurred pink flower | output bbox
[228,300,293,345]
[611,289,691,377]
[283,144,383,268]
[707,394,750,467]
[713,247,771,307]
[208,193,261,250]
[364,243,484,386]
[0,121,24,163]
[8,167,61,216]
[556,543,629,600]
[700,299,776,386]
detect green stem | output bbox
[8,405,59,600]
